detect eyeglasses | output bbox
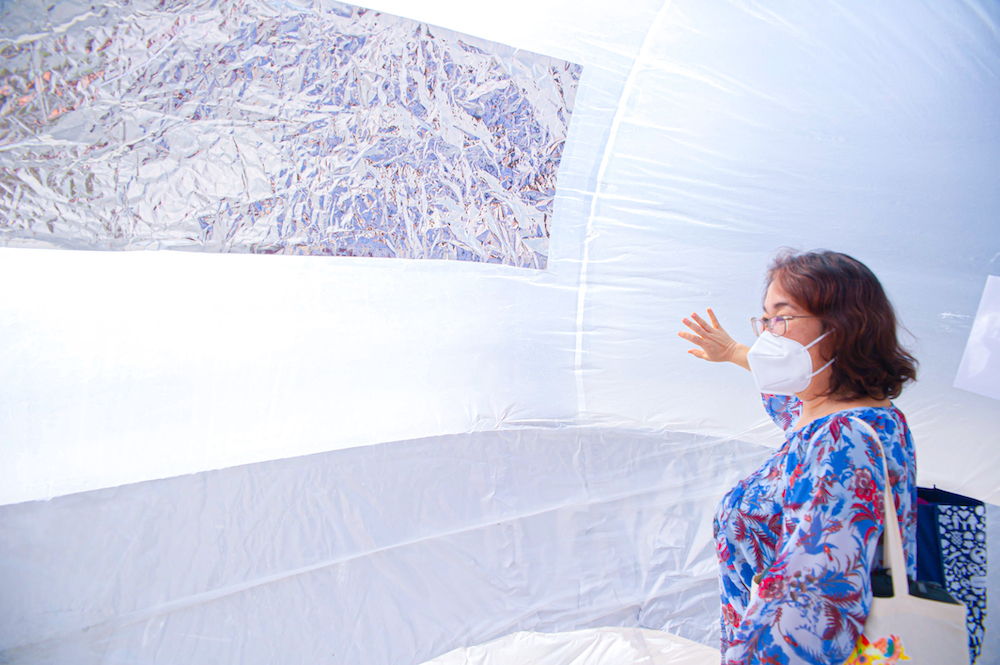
[750,315,817,337]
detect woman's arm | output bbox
[680,309,806,430]
[678,308,750,370]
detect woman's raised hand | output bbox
[678,308,750,370]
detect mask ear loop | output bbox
[803,331,835,379]
[802,331,830,350]
[808,357,835,378]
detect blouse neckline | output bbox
[788,403,899,439]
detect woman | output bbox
[678,250,918,665]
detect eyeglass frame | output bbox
[750,314,819,337]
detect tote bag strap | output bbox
[849,417,910,600]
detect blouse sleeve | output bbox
[761,394,802,432]
[724,416,885,665]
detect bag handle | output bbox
[849,417,909,600]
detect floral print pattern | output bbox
[844,634,910,664]
[714,395,917,664]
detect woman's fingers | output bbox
[683,315,711,335]
[690,311,714,331]
[679,336,714,361]
[680,315,721,347]
[680,308,737,363]
[684,312,724,341]
[677,330,708,348]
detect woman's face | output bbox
[763,279,831,372]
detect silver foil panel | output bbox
[0,0,581,268]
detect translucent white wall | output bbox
[566,0,1000,504]
[376,0,1000,501]
[1,428,766,663]
[3,0,998,506]
[0,249,582,504]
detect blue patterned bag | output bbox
[916,487,988,664]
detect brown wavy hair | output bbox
[766,250,917,400]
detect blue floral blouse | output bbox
[713,395,917,664]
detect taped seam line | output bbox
[573,0,674,416]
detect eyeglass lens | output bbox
[752,317,787,336]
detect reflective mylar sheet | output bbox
[0,0,580,268]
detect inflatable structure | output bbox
[1,0,998,663]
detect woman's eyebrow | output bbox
[764,301,794,314]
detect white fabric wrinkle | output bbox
[14,480,716,647]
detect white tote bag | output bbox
[749,418,969,664]
[842,418,968,664]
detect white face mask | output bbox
[747,331,835,395]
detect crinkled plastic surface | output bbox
[421,628,719,665]
[955,276,1000,401]
[0,428,767,664]
[0,0,579,267]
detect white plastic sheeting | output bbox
[423,628,719,664]
[956,276,1000,402]
[0,428,766,663]
[2,0,1000,663]
[573,0,1000,503]
[0,248,580,505]
[2,0,998,507]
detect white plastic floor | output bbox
[423,628,720,665]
